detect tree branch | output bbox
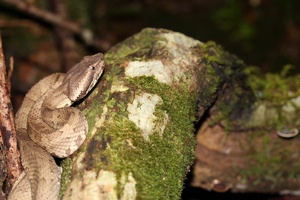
[2,0,80,33]
[0,35,22,196]
[1,0,110,51]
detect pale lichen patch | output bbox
[161,32,201,49]
[282,95,300,113]
[127,93,168,140]
[159,32,201,69]
[120,172,137,200]
[124,32,200,86]
[91,105,108,136]
[111,77,129,92]
[245,103,278,127]
[96,170,118,199]
[125,60,172,84]
[154,111,169,136]
[73,151,85,170]
[63,170,118,200]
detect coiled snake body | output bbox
[9,53,105,200]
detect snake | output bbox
[8,53,105,200]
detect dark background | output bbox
[1,0,300,199]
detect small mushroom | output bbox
[276,127,299,138]
[211,179,231,193]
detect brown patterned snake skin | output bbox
[8,53,105,200]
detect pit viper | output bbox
[8,53,105,200]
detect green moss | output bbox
[59,157,72,198]
[107,98,117,108]
[245,65,300,102]
[243,133,282,186]
[104,28,156,62]
[125,77,195,199]
[205,64,220,94]
[198,41,252,131]
[88,75,196,199]
[244,65,300,129]
[241,131,300,188]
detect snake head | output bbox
[65,53,105,102]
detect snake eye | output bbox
[91,66,95,70]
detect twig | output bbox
[7,57,14,96]
[2,0,80,33]
[0,35,22,195]
[0,19,37,28]
[1,0,110,51]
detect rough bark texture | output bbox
[0,144,6,200]
[0,36,22,197]
[59,28,300,199]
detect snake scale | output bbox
[8,53,105,200]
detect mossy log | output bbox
[60,28,300,199]
[193,65,300,195]
[61,28,206,200]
